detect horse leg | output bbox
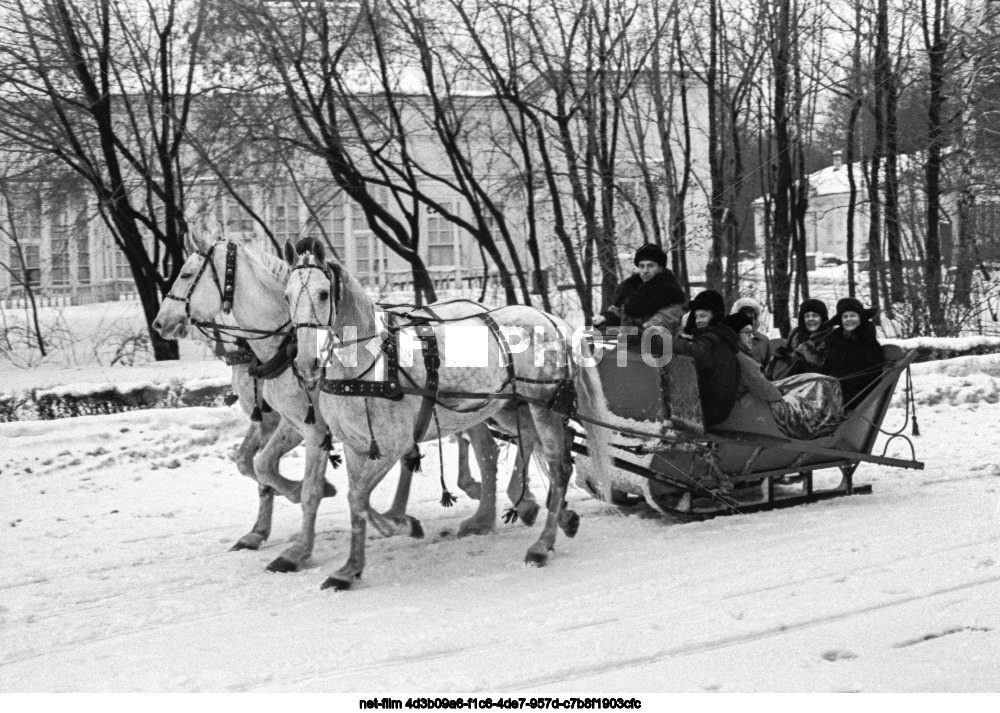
[252,420,308,504]
[524,412,576,566]
[266,440,328,573]
[455,432,482,500]
[232,423,263,481]
[229,413,284,551]
[230,484,275,551]
[505,418,541,527]
[458,423,498,536]
[382,446,417,520]
[321,447,416,591]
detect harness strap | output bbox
[248,332,297,381]
[410,323,440,445]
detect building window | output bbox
[6,193,42,288]
[77,233,90,284]
[269,186,301,244]
[223,193,255,236]
[427,205,457,267]
[51,233,70,286]
[304,189,348,260]
[8,244,40,288]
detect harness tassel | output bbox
[403,448,423,473]
[328,452,342,469]
[250,377,263,422]
[223,394,239,407]
[305,404,316,426]
[432,409,456,507]
[365,401,382,460]
[502,508,519,525]
[319,432,332,451]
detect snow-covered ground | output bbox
[3,356,1000,692]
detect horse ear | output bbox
[283,239,298,265]
[311,240,325,264]
[183,230,196,255]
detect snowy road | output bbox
[2,394,999,692]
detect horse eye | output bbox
[318,290,330,301]
[180,273,192,279]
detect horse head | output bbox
[153,232,227,339]
[284,238,338,386]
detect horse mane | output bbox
[236,239,291,292]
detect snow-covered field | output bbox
[2,354,1000,692]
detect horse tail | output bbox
[571,338,615,502]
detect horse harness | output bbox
[320,306,579,446]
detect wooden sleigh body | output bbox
[575,341,923,516]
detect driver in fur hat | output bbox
[594,243,686,334]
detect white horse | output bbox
[152,234,509,569]
[284,237,614,590]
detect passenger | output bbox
[765,299,831,379]
[681,289,726,336]
[672,301,740,426]
[730,297,773,366]
[723,312,783,404]
[820,298,885,408]
[593,243,686,335]
[787,298,830,350]
[724,312,845,439]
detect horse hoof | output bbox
[410,518,425,539]
[266,556,299,573]
[559,511,581,538]
[320,573,360,591]
[519,503,540,528]
[322,480,338,498]
[458,521,493,538]
[230,540,257,551]
[524,551,548,567]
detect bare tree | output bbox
[0,0,216,359]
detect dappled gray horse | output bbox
[284,237,614,590]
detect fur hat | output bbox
[722,311,753,335]
[688,289,726,319]
[683,289,726,334]
[834,297,877,323]
[633,243,668,268]
[796,298,829,333]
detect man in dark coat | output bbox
[820,297,884,408]
[595,243,686,333]
[671,315,741,427]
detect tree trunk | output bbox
[923,0,948,335]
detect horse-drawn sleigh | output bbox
[154,234,922,590]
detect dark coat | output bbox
[671,323,741,426]
[820,322,884,406]
[602,271,686,326]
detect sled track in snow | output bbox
[250,572,1000,692]
[2,522,996,675]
